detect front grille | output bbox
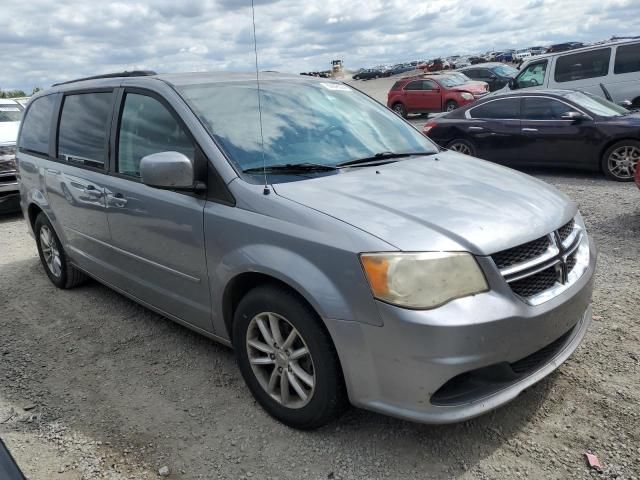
[509,265,559,297]
[492,235,550,270]
[511,328,573,374]
[0,174,17,184]
[491,217,583,303]
[557,219,575,244]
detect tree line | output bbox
[0,87,41,98]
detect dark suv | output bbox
[459,63,519,92]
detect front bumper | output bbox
[326,238,596,424]
[0,172,19,213]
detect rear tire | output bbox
[34,213,87,289]
[447,139,476,156]
[233,284,347,429]
[601,140,639,181]
[392,102,408,118]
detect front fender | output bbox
[211,243,383,332]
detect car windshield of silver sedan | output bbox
[177,80,438,176]
[566,92,629,117]
[493,64,518,76]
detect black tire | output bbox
[601,140,639,181]
[444,100,459,112]
[447,139,476,156]
[233,284,347,429]
[392,102,407,118]
[34,213,87,289]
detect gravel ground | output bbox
[1,77,639,480]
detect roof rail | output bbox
[52,70,157,87]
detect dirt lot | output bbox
[1,77,639,480]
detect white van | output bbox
[501,39,640,106]
[513,49,532,61]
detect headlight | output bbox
[0,145,16,172]
[460,92,474,100]
[360,252,488,309]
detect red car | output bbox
[387,73,488,118]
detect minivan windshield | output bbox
[565,92,629,117]
[177,80,438,175]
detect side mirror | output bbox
[560,111,585,122]
[508,78,517,89]
[140,151,196,190]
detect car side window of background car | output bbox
[422,80,438,90]
[117,93,195,178]
[474,69,491,80]
[469,98,520,119]
[404,81,423,91]
[554,48,611,82]
[58,92,113,168]
[19,95,56,155]
[515,61,547,88]
[522,97,573,120]
[614,43,640,74]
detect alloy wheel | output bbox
[246,312,316,409]
[449,142,472,155]
[39,225,62,278]
[607,145,639,180]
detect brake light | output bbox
[422,122,437,136]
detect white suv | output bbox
[0,98,23,213]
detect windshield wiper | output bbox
[336,151,434,168]
[242,162,338,174]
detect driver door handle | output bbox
[468,126,484,131]
[522,127,539,132]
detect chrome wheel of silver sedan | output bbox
[246,312,316,409]
[607,145,638,180]
[39,225,62,278]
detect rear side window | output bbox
[19,95,56,155]
[117,93,194,178]
[404,81,423,91]
[554,48,611,82]
[469,98,520,119]
[390,81,403,91]
[522,97,573,120]
[614,43,640,74]
[58,92,113,168]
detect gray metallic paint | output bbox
[17,72,597,424]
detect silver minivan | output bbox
[17,71,596,429]
[502,39,640,106]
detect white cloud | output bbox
[0,0,637,91]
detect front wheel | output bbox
[601,140,639,181]
[233,284,347,429]
[447,139,476,156]
[392,102,407,118]
[444,100,458,112]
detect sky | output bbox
[1,0,639,92]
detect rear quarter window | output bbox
[554,48,611,83]
[57,92,113,168]
[19,95,56,155]
[614,43,640,74]
[469,98,520,119]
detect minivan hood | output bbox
[0,122,20,145]
[273,152,576,255]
